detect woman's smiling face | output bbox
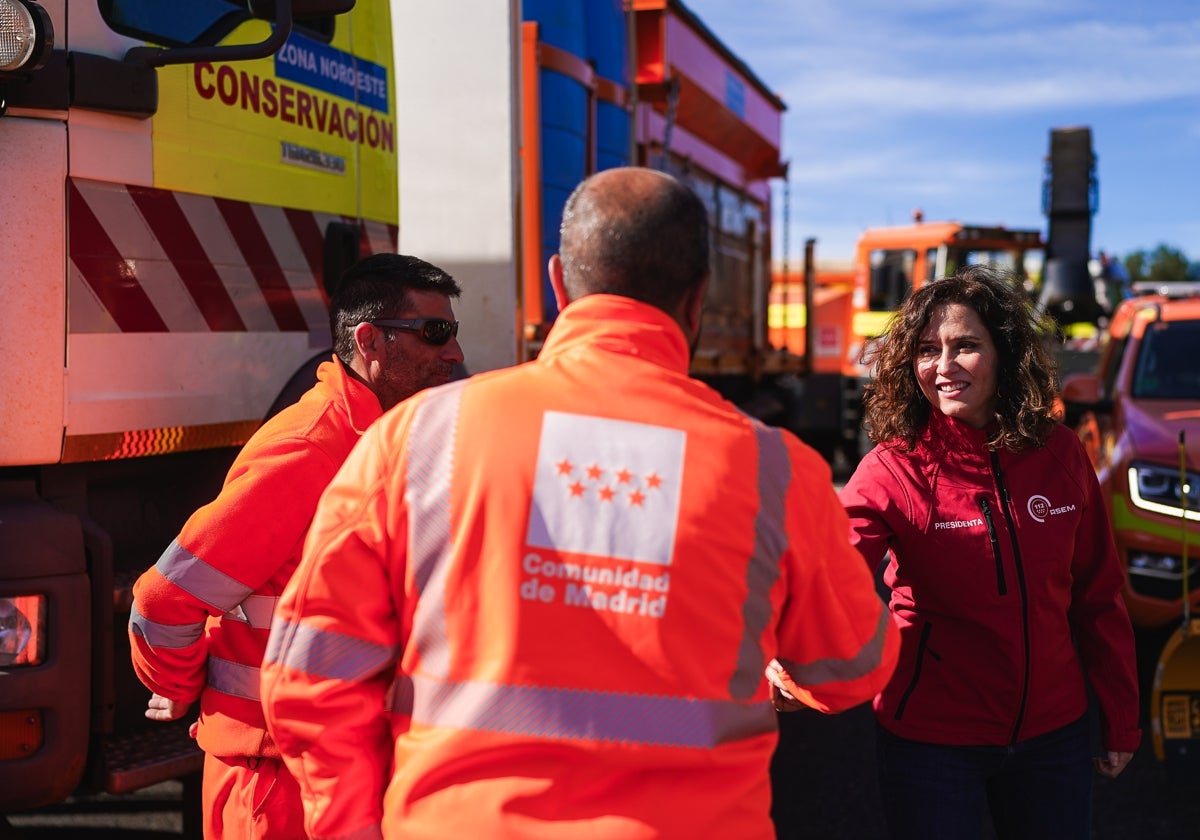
[914,302,999,428]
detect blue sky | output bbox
[683,0,1200,266]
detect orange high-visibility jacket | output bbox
[261,296,899,840]
[130,358,382,759]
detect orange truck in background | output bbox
[1060,285,1200,631]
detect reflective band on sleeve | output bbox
[155,539,255,613]
[405,382,466,677]
[728,423,790,700]
[264,619,397,684]
[224,594,280,629]
[778,606,893,686]
[398,673,775,749]
[208,656,263,701]
[129,604,206,649]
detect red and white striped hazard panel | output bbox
[67,177,397,334]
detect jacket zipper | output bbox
[894,621,938,720]
[990,450,1031,744]
[977,495,1007,595]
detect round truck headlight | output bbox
[0,595,44,667]
[0,0,53,74]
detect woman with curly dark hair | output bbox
[840,265,1140,839]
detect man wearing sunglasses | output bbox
[130,253,462,839]
[263,168,896,840]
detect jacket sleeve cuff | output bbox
[1104,725,1142,754]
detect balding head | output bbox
[557,167,710,313]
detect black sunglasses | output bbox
[370,318,459,346]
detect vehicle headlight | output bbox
[1129,551,1182,574]
[0,595,45,667]
[0,0,53,74]
[1129,463,1200,522]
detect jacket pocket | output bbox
[894,621,939,720]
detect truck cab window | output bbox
[1133,321,1200,400]
[868,249,915,312]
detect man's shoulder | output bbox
[239,388,356,461]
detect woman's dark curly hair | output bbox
[861,264,1059,452]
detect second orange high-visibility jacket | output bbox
[130,358,383,758]
[262,295,899,840]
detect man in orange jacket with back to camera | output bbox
[129,253,464,839]
[261,167,899,840]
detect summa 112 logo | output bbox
[1027,494,1075,523]
[1027,495,1051,522]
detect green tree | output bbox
[1121,244,1191,286]
[1123,250,1146,284]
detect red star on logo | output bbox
[568,481,585,497]
[586,464,603,481]
[556,458,573,476]
[644,472,662,490]
[628,489,646,507]
[616,467,633,484]
[598,485,615,502]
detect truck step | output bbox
[101,722,203,795]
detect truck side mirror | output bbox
[125,0,356,69]
[1061,372,1102,404]
[1060,372,1113,423]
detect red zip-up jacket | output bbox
[840,410,1140,752]
[130,358,382,758]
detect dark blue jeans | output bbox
[876,716,1093,840]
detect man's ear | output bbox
[549,254,570,311]
[683,274,709,335]
[353,321,384,364]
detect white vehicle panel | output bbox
[66,332,326,435]
[0,118,68,465]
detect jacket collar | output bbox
[538,295,691,375]
[906,409,999,488]
[920,408,995,455]
[317,356,383,435]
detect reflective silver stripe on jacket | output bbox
[208,656,264,701]
[129,605,206,649]
[387,672,775,748]
[154,538,255,613]
[777,606,892,686]
[224,594,279,629]
[265,619,397,684]
[405,381,466,677]
[729,422,790,700]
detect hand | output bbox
[145,693,191,723]
[765,658,804,712]
[1094,750,1133,779]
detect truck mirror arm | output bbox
[124,0,294,68]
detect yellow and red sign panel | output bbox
[151,9,397,225]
